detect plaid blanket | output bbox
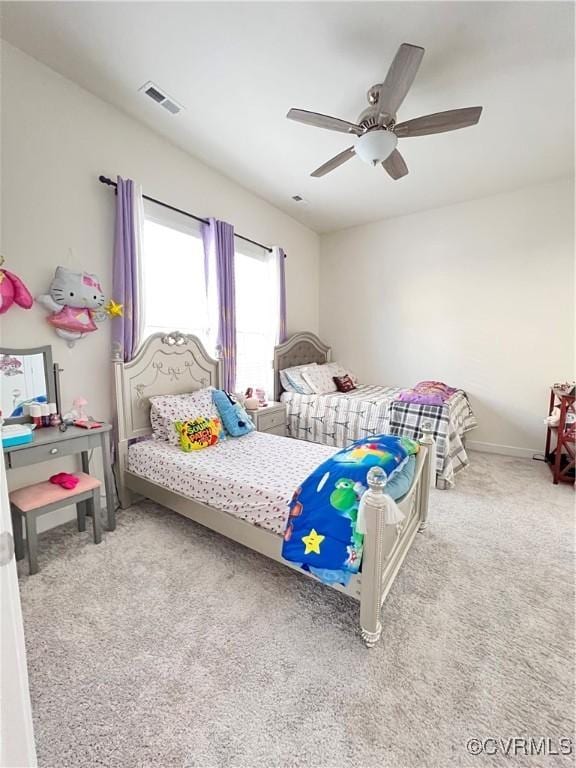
[281,385,477,488]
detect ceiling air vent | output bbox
[139,81,183,115]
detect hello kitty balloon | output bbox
[37,266,109,346]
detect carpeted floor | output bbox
[18,453,574,768]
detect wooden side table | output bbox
[247,402,287,437]
[545,388,575,485]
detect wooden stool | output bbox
[10,473,102,575]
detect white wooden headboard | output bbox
[114,331,222,443]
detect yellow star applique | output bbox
[105,299,124,318]
[302,528,325,555]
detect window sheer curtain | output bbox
[140,206,209,342]
[272,246,288,344]
[234,245,287,396]
[202,218,237,391]
[112,176,145,362]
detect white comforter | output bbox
[128,431,335,535]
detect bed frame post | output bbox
[116,440,133,509]
[359,467,397,648]
[418,423,436,531]
[113,358,134,509]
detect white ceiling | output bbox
[1,1,574,232]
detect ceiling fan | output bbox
[287,43,483,180]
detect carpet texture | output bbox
[18,453,574,768]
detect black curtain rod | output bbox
[98,175,276,254]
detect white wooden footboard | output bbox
[359,428,434,647]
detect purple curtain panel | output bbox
[112,177,141,362]
[202,218,237,391]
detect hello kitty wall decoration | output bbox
[37,266,123,347]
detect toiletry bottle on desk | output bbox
[40,403,51,427]
[30,404,42,428]
[48,403,61,428]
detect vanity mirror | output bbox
[0,345,60,424]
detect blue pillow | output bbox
[212,390,255,437]
[386,455,417,501]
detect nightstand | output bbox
[247,402,286,437]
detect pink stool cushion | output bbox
[10,472,101,513]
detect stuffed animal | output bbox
[0,256,33,314]
[212,390,255,437]
[37,266,108,345]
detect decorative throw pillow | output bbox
[301,364,338,394]
[333,374,356,393]
[326,362,359,387]
[150,388,222,445]
[212,390,254,437]
[347,369,359,386]
[174,416,223,452]
[280,363,318,395]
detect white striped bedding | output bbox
[281,385,477,488]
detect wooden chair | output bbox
[10,473,102,575]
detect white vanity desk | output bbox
[3,424,116,531]
[1,343,116,531]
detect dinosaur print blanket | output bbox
[282,435,419,586]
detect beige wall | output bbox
[320,178,575,455]
[0,42,320,528]
[2,39,574,521]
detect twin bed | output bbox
[274,332,477,489]
[114,331,434,647]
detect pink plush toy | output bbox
[0,256,33,314]
[49,472,80,490]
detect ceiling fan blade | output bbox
[378,43,425,118]
[287,108,363,136]
[382,149,408,180]
[311,147,356,178]
[394,106,483,137]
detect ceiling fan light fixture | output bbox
[287,42,483,181]
[354,129,398,166]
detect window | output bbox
[235,241,279,397]
[141,201,280,397]
[141,201,210,344]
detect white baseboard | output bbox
[466,440,540,460]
